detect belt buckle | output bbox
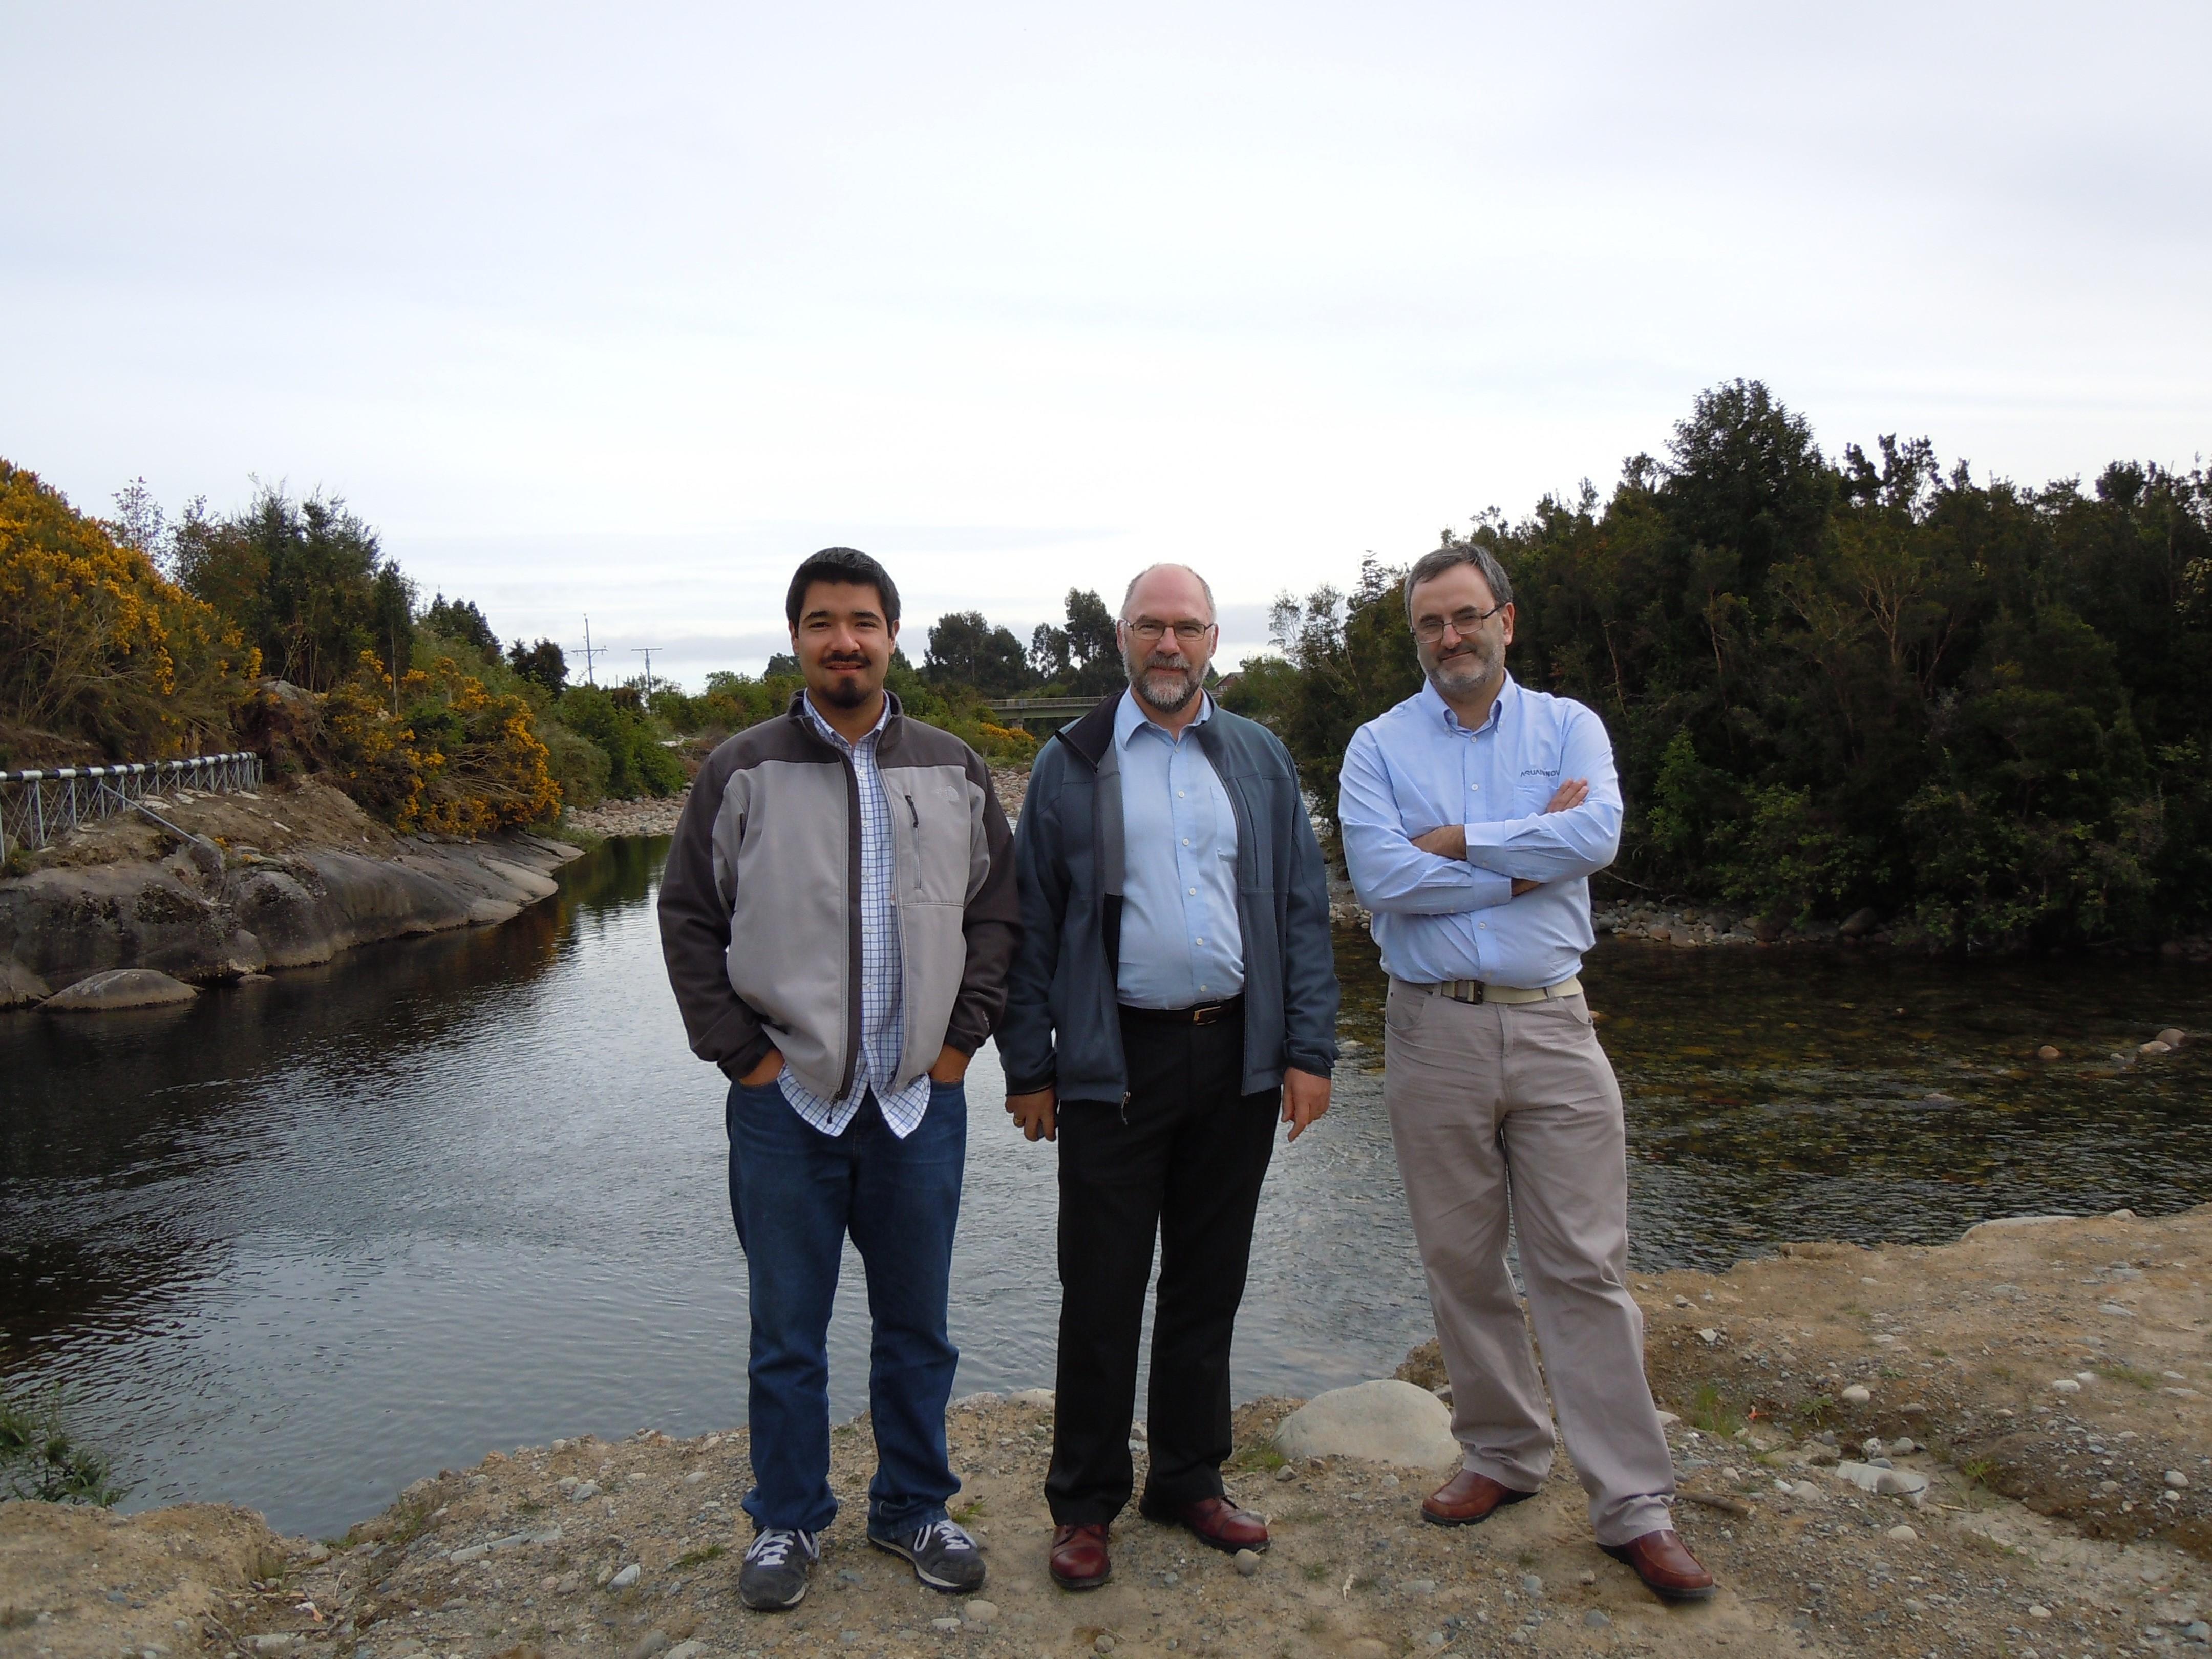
[1190,1001,1224,1026]
[1443,980,1484,1005]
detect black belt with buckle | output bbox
[1119,995,1244,1027]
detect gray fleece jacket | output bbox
[657,692,1019,1100]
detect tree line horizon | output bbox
[5,377,2207,947]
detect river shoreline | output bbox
[0,779,582,1008]
[13,1206,2212,1659]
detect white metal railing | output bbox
[0,752,262,863]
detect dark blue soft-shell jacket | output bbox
[998,696,1339,1103]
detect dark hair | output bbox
[785,547,901,630]
[1403,543,1513,624]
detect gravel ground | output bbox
[15,1207,2212,1659]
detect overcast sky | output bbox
[7,2,2208,688]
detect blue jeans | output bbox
[726,1076,966,1536]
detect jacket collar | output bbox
[1053,693,1122,770]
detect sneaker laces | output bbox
[914,1518,975,1554]
[746,1527,815,1567]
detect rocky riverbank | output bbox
[559,768,1030,844]
[0,779,581,1008]
[14,1207,2212,1659]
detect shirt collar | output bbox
[1115,685,1214,747]
[1417,671,1518,735]
[802,690,892,749]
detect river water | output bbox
[3,839,2208,1538]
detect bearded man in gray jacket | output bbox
[659,547,1019,1613]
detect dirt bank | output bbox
[13,1208,2212,1658]
[0,779,582,1006]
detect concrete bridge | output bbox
[981,695,1104,734]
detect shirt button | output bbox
[1182,838,1190,845]
[1177,790,1185,798]
[1189,887,1197,895]
[1195,937,1204,945]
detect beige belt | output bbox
[1400,974,1583,1007]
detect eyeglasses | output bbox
[1412,603,1504,644]
[1125,619,1215,643]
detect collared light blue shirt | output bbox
[1339,674,1622,990]
[778,693,933,1139]
[1114,688,1244,1009]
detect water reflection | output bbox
[1,839,2206,1539]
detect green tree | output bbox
[923,610,1031,693]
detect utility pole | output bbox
[577,616,607,688]
[632,647,663,700]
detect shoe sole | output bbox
[866,1533,986,1594]
[1048,1562,1113,1591]
[1419,1487,1536,1529]
[738,1579,809,1611]
[1597,1544,1716,1601]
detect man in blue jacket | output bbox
[999,562,1339,1592]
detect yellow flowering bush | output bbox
[327,652,561,834]
[0,459,254,762]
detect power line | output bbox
[632,647,664,699]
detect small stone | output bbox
[2027,1603,2051,1619]
[1274,1463,1296,1482]
[1887,1525,1918,1541]
[1520,1573,1543,1598]
[556,1573,581,1594]
[2036,1045,2062,1061]
[1583,1610,1611,1629]
[1698,1327,1720,1345]
[2184,1619,2210,1643]
[2158,1028,2188,1048]
[1841,1385,1871,1405]
[2168,1470,2192,1489]
[2050,1379,2081,1394]
[685,1469,709,1484]
[1235,1548,1262,1576]
[594,1564,614,1587]
[1889,1437,1918,1456]
[664,1644,707,1659]
[1405,1578,1436,1594]
[627,1630,669,1659]
[930,1617,961,1632]
[1655,1411,1682,1428]
[1095,1637,1116,1655]
[963,1599,998,1625]
[569,1480,601,1502]
[608,1563,641,1590]
[449,1545,488,1564]
[2142,1040,2174,1055]
[1577,1570,1596,1586]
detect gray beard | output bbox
[1426,646,1499,700]
[1131,664,1200,714]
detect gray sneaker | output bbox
[738,1527,819,1610]
[868,1517,987,1593]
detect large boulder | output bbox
[1274,1379,1460,1469]
[0,957,50,1008]
[44,967,199,1010]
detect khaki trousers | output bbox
[1381,977,1674,1544]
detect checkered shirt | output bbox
[776,695,934,1139]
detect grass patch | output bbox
[1301,1562,1331,1582]
[380,1493,440,1550]
[1684,1382,1747,1437]
[672,1544,726,1570]
[1227,1442,1288,1474]
[0,1609,37,1632]
[0,1385,126,1506]
[2093,1361,2161,1390]
[543,822,606,851]
[951,1499,987,1525]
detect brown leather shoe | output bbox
[1600,1528,1716,1601]
[1420,1467,1538,1527]
[1139,1495,1270,1554]
[1048,1523,1112,1591]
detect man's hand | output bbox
[1006,1085,1057,1142]
[928,1045,971,1084]
[1544,777,1589,813]
[1410,824,1466,860]
[1281,1067,1332,1142]
[739,1047,786,1087]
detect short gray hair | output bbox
[1121,563,1217,622]
[1403,543,1513,625]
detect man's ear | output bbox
[1499,602,1517,648]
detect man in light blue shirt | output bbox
[1113,688,1245,1008]
[1338,544,1715,1604]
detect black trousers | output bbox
[1045,1006,1281,1525]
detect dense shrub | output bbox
[0,460,253,765]
[556,685,687,799]
[326,652,560,834]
